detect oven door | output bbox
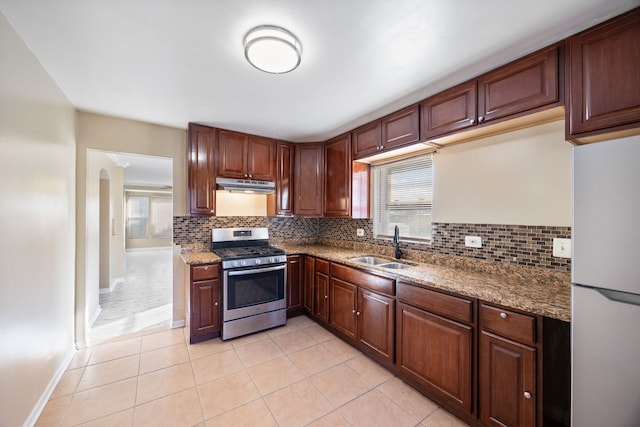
[223,263,286,322]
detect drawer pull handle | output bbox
[524,391,532,399]
[500,312,507,319]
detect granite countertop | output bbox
[181,243,571,322]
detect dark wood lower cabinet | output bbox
[357,287,394,365]
[329,277,357,339]
[479,331,536,427]
[286,255,304,317]
[314,259,330,323]
[189,263,221,344]
[396,302,473,415]
[303,256,315,314]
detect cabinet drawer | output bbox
[331,263,394,296]
[192,264,219,281]
[480,304,536,345]
[316,258,330,275]
[397,282,473,324]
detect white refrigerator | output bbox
[572,135,640,427]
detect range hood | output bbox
[216,177,275,194]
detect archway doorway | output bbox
[86,150,173,344]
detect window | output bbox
[126,192,172,239]
[372,153,433,242]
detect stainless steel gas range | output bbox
[211,227,287,340]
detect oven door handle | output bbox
[227,264,286,276]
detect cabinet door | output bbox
[191,278,221,343]
[568,8,640,137]
[421,81,477,139]
[303,256,315,314]
[396,302,473,413]
[381,105,420,151]
[286,255,303,316]
[269,141,294,216]
[248,136,276,181]
[218,130,248,179]
[324,133,352,217]
[294,143,324,216]
[315,272,330,323]
[187,123,216,216]
[329,277,357,340]
[352,121,381,160]
[480,331,536,427]
[478,45,559,123]
[358,288,394,364]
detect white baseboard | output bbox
[23,346,76,427]
[88,306,102,328]
[171,319,185,329]
[75,340,87,349]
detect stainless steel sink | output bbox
[378,262,411,269]
[349,256,393,265]
[349,256,413,270]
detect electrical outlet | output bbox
[356,228,365,237]
[465,236,482,248]
[553,238,571,258]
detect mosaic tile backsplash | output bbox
[174,216,571,272]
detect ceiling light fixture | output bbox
[243,25,302,74]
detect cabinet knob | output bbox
[356,311,361,316]
[210,210,214,213]
[214,302,218,306]
[248,174,252,178]
[204,266,209,270]
[352,309,357,314]
[500,312,507,319]
[379,145,384,150]
[469,118,475,124]
[324,295,328,299]
[478,116,485,123]
[524,391,532,399]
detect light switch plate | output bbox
[356,228,365,237]
[465,236,482,248]
[553,238,571,258]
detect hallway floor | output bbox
[37,316,468,427]
[89,247,173,345]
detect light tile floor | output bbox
[38,316,469,427]
[89,248,173,345]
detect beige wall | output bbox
[433,120,572,226]
[75,112,187,343]
[0,13,76,427]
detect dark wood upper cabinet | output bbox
[352,121,381,159]
[324,133,352,217]
[268,141,294,217]
[478,45,560,123]
[421,45,560,141]
[567,7,640,140]
[352,105,420,160]
[421,81,478,139]
[218,130,275,181]
[381,105,420,150]
[294,142,324,216]
[187,123,216,216]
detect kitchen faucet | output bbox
[393,225,403,259]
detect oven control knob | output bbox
[232,261,239,268]
[240,260,247,266]
[270,257,276,263]
[255,259,261,265]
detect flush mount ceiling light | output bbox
[243,25,302,74]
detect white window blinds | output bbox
[372,153,433,242]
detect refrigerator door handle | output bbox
[595,287,640,307]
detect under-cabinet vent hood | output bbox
[216,177,275,194]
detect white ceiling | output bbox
[1,0,638,142]
[106,153,173,188]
